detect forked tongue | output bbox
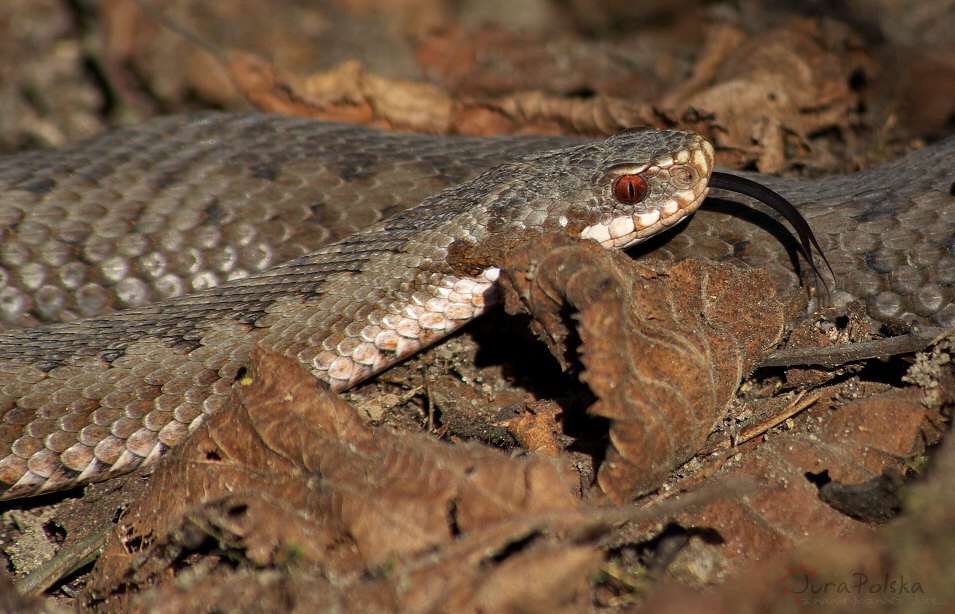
[707,172,834,288]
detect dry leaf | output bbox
[643,413,955,613]
[82,346,604,613]
[648,384,949,581]
[661,18,874,171]
[499,234,789,502]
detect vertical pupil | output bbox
[613,175,646,204]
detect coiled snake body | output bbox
[0,113,952,499]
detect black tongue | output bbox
[707,172,834,287]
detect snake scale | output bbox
[0,112,953,500]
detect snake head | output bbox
[532,127,830,285]
[443,128,715,277]
[577,128,715,250]
[445,125,830,297]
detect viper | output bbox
[0,113,952,499]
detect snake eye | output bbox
[612,175,649,205]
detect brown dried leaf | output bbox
[415,26,658,100]
[97,0,235,108]
[219,54,454,132]
[96,0,437,118]
[452,91,660,137]
[661,18,874,171]
[96,4,873,147]
[225,53,662,137]
[82,346,604,612]
[643,416,955,613]
[499,234,789,503]
[652,384,949,580]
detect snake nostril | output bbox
[670,166,697,189]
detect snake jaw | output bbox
[580,136,714,250]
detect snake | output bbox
[0,112,952,500]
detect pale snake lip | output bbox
[0,112,952,499]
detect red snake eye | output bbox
[611,175,649,205]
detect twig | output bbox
[702,388,828,454]
[758,326,949,369]
[14,529,108,596]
